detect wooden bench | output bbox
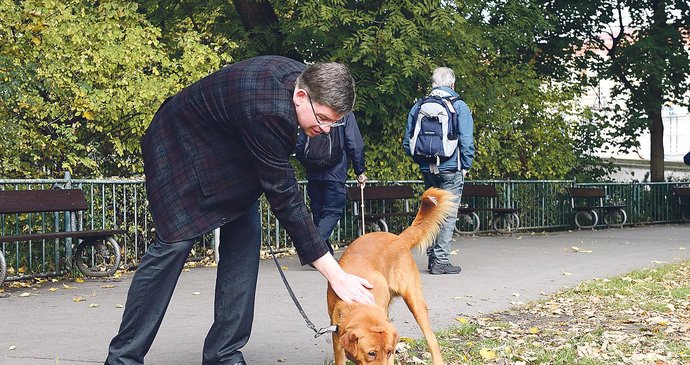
[346,185,417,234]
[0,189,124,286]
[566,187,627,229]
[455,184,520,234]
[672,187,690,223]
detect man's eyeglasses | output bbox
[307,93,345,128]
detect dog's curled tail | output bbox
[397,187,459,251]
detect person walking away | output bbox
[403,66,475,275]
[295,112,367,254]
[105,56,374,365]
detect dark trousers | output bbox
[306,180,346,251]
[106,202,261,365]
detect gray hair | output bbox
[431,67,455,88]
[296,62,356,115]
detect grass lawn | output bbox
[396,260,690,365]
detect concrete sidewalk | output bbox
[1,224,688,364]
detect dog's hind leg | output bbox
[402,291,444,365]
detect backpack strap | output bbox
[441,96,458,138]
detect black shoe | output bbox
[429,262,461,275]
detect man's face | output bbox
[293,89,343,137]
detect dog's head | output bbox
[338,305,400,364]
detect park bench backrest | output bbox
[566,187,606,198]
[673,187,690,205]
[0,189,88,214]
[462,184,498,198]
[346,185,415,202]
[566,187,607,208]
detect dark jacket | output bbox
[685,151,690,166]
[141,56,326,264]
[294,112,366,181]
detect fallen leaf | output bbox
[75,278,85,283]
[19,292,31,297]
[9,345,16,350]
[89,303,100,308]
[562,271,572,276]
[456,317,468,324]
[192,292,201,296]
[63,284,74,290]
[480,348,498,361]
[48,288,58,292]
[114,304,123,308]
[571,246,592,253]
[73,296,86,302]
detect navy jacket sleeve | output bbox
[344,113,366,176]
[685,151,690,166]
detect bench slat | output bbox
[0,229,127,243]
[566,187,606,198]
[0,189,88,214]
[346,185,415,201]
[462,184,498,198]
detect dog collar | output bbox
[315,325,339,338]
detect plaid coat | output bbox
[141,56,327,264]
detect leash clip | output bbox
[315,325,338,338]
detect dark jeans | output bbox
[106,202,261,365]
[306,180,346,251]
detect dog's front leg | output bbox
[332,333,348,365]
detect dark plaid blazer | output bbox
[141,56,327,264]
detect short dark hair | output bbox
[296,62,356,115]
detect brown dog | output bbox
[327,187,458,365]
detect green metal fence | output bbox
[1,177,689,282]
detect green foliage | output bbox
[537,0,690,181]
[1,0,594,180]
[276,0,579,180]
[0,0,228,178]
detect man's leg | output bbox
[306,180,326,227]
[314,181,346,249]
[202,202,261,365]
[423,172,463,274]
[306,180,334,254]
[106,238,195,365]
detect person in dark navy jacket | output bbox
[295,112,367,253]
[105,56,374,365]
[685,151,690,165]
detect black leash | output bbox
[266,243,338,338]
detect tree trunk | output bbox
[649,109,665,182]
[648,0,667,182]
[233,0,279,31]
[232,0,301,60]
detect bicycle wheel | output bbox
[574,210,598,229]
[0,250,6,287]
[75,237,121,277]
[455,212,480,234]
[603,208,627,228]
[682,210,690,223]
[492,212,520,234]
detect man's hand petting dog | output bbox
[312,253,375,304]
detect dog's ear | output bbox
[339,328,359,355]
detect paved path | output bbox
[1,224,688,364]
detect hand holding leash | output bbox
[357,174,367,236]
